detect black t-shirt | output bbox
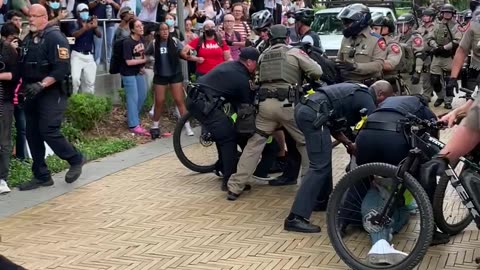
[197,61,253,108]
[0,42,19,102]
[120,36,145,76]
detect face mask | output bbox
[166,19,175,27]
[80,12,89,21]
[49,2,60,9]
[287,17,295,24]
[205,29,215,37]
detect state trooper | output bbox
[447,0,480,94]
[417,8,436,102]
[284,80,394,233]
[396,13,425,95]
[336,4,387,86]
[427,3,462,109]
[251,10,274,53]
[370,15,403,93]
[226,24,323,201]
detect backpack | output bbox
[110,37,127,75]
[296,43,338,85]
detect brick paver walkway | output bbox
[0,102,479,269]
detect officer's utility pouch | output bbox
[276,89,288,101]
[328,117,348,132]
[62,74,73,97]
[303,98,330,129]
[235,103,257,135]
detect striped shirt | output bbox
[234,21,251,40]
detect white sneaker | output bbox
[367,239,408,265]
[0,179,11,194]
[185,122,194,136]
[253,175,274,181]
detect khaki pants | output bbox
[228,98,309,194]
[430,56,453,103]
[421,72,434,101]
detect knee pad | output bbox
[430,74,442,93]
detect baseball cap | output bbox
[119,6,133,16]
[76,3,89,12]
[239,47,260,61]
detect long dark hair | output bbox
[154,22,180,67]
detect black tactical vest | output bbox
[374,96,423,117]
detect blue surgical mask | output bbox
[80,11,89,21]
[49,2,60,9]
[166,19,175,27]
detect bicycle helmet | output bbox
[337,4,371,38]
[294,8,315,25]
[371,14,395,34]
[251,10,273,30]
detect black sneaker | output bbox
[444,103,452,110]
[150,128,160,140]
[65,157,86,183]
[18,177,54,191]
[434,99,444,107]
[430,230,450,246]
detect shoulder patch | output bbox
[58,47,69,59]
[377,38,387,51]
[391,44,401,54]
[413,37,423,46]
[370,32,382,39]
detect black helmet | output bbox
[440,3,456,14]
[337,4,371,38]
[397,13,416,25]
[294,8,315,25]
[465,9,473,20]
[371,14,395,33]
[251,10,273,30]
[422,7,436,17]
[471,0,480,12]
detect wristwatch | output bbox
[39,81,47,88]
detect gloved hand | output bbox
[446,77,459,94]
[432,46,446,56]
[421,154,449,184]
[412,71,421,85]
[24,82,44,99]
[336,62,357,71]
[226,39,234,46]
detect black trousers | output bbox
[24,88,82,181]
[0,102,14,180]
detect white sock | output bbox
[185,121,192,129]
[152,121,159,128]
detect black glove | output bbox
[336,62,356,71]
[412,71,421,85]
[226,39,234,46]
[24,82,44,99]
[421,155,449,184]
[446,77,459,95]
[432,46,446,56]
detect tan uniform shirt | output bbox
[459,21,480,69]
[399,31,425,73]
[383,35,403,76]
[427,20,462,51]
[464,97,480,130]
[337,27,387,82]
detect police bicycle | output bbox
[325,112,480,270]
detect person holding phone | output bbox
[68,3,101,94]
[45,0,69,25]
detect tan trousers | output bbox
[228,99,309,194]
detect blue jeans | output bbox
[14,105,27,160]
[122,75,146,128]
[290,103,332,219]
[94,23,115,65]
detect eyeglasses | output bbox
[49,0,60,2]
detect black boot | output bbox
[444,103,452,110]
[434,99,444,107]
[269,175,297,186]
[150,128,160,140]
[284,214,321,233]
[430,230,450,246]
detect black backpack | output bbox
[110,37,127,75]
[295,42,338,85]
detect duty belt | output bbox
[258,88,292,103]
[363,120,405,132]
[300,97,332,129]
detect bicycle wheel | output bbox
[173,112,217,173]
[326,163,434,270]
[433,161,473,235]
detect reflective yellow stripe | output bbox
[267,136,273,144]
[231,113,237,123]
[306,89,315,96]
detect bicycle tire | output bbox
[433,170,473,235]
[326,163,434,270]
[173,112,216,173]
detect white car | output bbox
[313,7,397,58]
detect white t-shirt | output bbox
[138,0,158,22]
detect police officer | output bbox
[294,8,322,51]
[427,3,462,109]
[396,13,425,95]
[371,15,403,93]
[418,8,436,102]
[284,80,394,233]
[336,4,387,85]
[448,0,480,94]
[227,24,323,201]
[251,9,274,53]
[18,4,85,191]
[355,95,450,246]
[186,48,260,190]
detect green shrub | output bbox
[66,93,112,131]
[61,121,83,143]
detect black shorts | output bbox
[153,73,183,86]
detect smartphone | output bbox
[67,37,76,44]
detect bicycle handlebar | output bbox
[403,113,447,130]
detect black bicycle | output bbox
[326,113,480,269]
